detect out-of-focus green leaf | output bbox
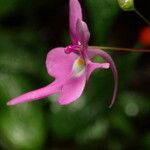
[0,73,46,150]
[142,133,150,150]
[0,104,45,150]
[119,92,150,116]
[49,97,86,139]
[0,0,18,17]
[110,112,135,137]
[0,32,44,74]
[85,0,120,44]
[76,119,109,144]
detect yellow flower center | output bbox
[77,58,84,65]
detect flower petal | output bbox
[58,74,86,105]
[7,81,61,105]
[87,48,118,107]
[46,47,77,79]
[86,61,110,80]
[76,19,90,46]
[70,0,83,43]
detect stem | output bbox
[134,9,150,25]
[89,46,150,53]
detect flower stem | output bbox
[89,46,150,53]
[134,8,150,25]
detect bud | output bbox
[117,0,135,11]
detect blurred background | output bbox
[0,0,150,149]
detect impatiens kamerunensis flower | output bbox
[7,0,118,107]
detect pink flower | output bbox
[7,0,118,107]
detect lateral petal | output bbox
[87,48,118,107]
[58,74,86,105]
[86,61,110,80]
[7,81,61,105]
[46,47,77,79]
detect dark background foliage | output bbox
[0,0,149,150]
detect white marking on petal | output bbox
[72,57,86,76]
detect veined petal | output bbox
[7,81,61,105]
[76,19,90,46]
[70,0,83,43]
[86,61,110,80]
[87,48,118,107]
[58,74,86,105]
[46,47,77,79]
